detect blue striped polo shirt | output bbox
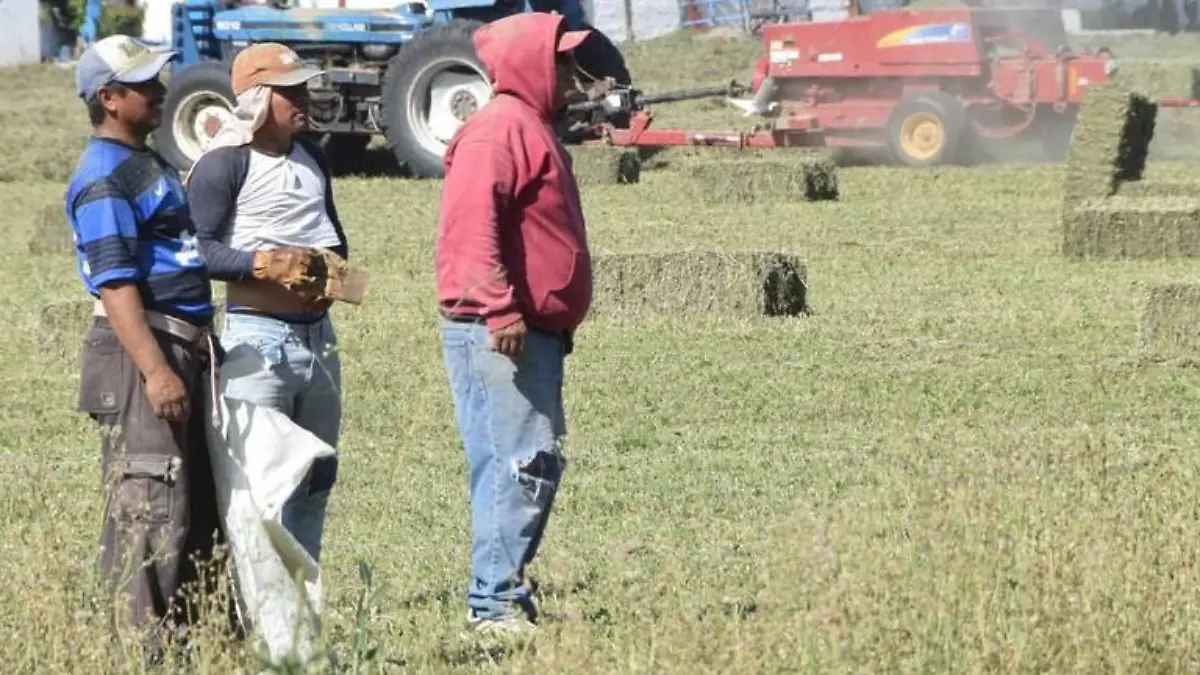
[65,137,214,327]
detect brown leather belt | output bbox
[93,300,209,344]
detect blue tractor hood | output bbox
[210,4,433,44]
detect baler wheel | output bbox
[899,112,945,162]
[885,93,967,167]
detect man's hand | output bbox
[489,318,526,357]
[99,283,189,422]
[145,365,189,421]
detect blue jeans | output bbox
[441,320,568,622]
[220,311,342,563]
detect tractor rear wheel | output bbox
[381,19,491,179]
[155,61,237,173]
[885,93,967,167]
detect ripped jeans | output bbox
[220,311,341,563]
[441,319,568,622]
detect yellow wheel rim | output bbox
[899,111,945,161]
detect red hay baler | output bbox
[575,6,1142,166]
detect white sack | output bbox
[203,348,334,666]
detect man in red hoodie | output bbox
[434,11,594,633]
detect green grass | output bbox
[5,29,1200,674]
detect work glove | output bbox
[252,247,369,305]
[253,247,320,287]
[305,248,369,305]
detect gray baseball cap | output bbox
[76,35,178,101]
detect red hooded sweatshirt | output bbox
[434,12,592,335]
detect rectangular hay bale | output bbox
[28,204,75,256]
[1062,83,1158,206]
[568,147,642,186]
[683,152,838,204]
[590,250,807,318]
[1139,283,1200,359]
[1063,195,1200,260]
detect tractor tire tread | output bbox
[380,18,487,179]
[154,61,235,173]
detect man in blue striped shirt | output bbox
[65,35,229,664]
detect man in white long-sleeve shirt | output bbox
[186,43,348,566]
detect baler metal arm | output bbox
[567,81,746,117]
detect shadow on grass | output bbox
[326,147,412,179]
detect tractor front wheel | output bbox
[155,62,237,173]
[885,93,967,167]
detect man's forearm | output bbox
[98,283,171,380]
[197,238,257,281]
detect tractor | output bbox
[153,0,632,178]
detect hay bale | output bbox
[590,250,807,318]
[38,300,94,367]
[568,147,641,186]
[1063,195,1200,260]
[1062,83,1157,206]
[27,204,75,256]
[684,152,839,204]
[1139,283,1200,359]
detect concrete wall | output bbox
[0,0,43,67]
[587,0,683,42]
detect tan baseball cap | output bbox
[231,43,323,96]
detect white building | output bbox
[0,0,43,67]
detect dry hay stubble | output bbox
[1110,60,1200,100]
[589,250,808,319]
[568,147,642,186]
[1139,283,1200,360]
[683,151,839,204]
[1118,179,1200,198]
[38,299,94,369]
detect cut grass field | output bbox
[5,28,1200,674]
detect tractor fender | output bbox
[884,91,968,167]
[155,61,236,173]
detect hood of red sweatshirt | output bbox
[473,12,566,123]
